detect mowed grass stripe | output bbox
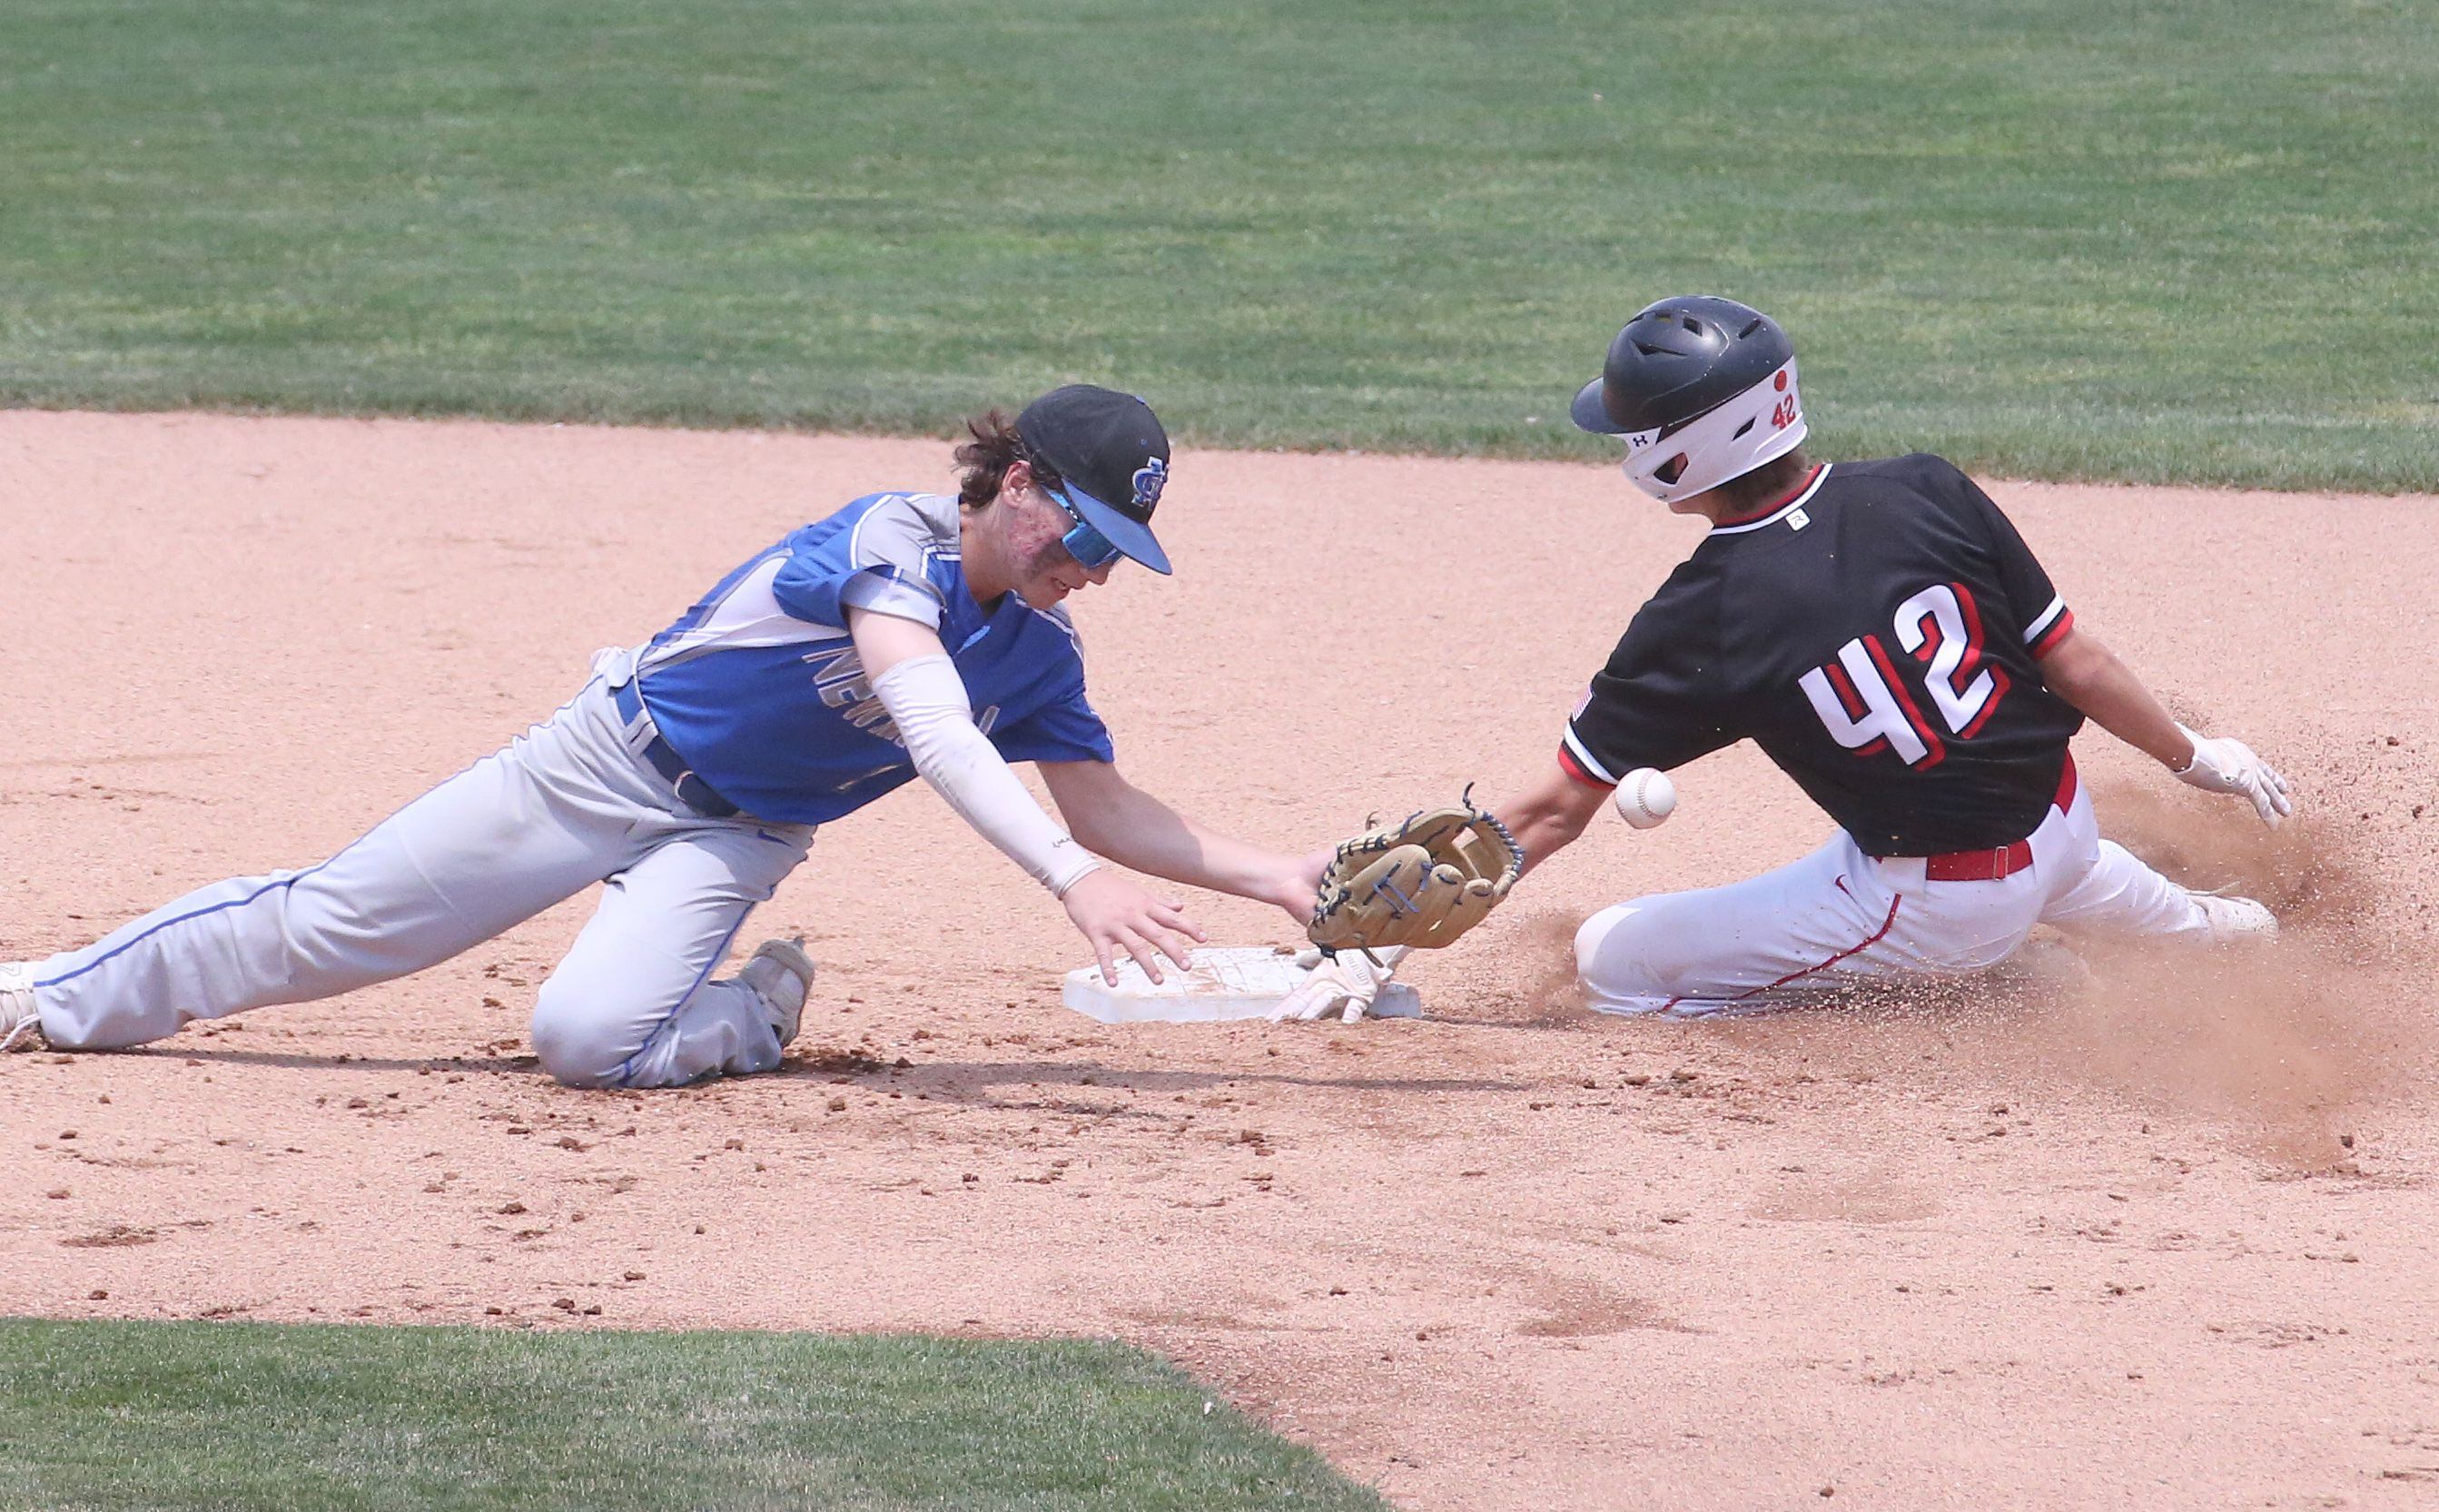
[0,1318,1386,1512]
[0,0,2431,489]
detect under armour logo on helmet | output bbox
[1131,457,1168,510]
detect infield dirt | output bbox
[5,410,2435,1509]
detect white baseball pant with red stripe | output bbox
[1573,758,2212,1016]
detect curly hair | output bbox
[953,410,1063,512]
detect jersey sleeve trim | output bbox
[766,494,950,630]
[836,568,945,628]
[2025,600,2075,657]
[1559,726,1620,787]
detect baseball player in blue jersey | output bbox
[3,387,1322,1086]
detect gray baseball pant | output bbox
[25,657,815,1088]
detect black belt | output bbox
[611,680,740,818]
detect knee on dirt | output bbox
[527,985,631,1088]
[1575,899,1704,1000]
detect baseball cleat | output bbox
[1,963,44,1052]
[736,936,816,1049]
[2194,892,2278,944]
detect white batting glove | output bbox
[2175,724,2295,826]
[1269,946,1405,1023]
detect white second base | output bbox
[1062,945,1423,1024]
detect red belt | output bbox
[1919,755,2079,883]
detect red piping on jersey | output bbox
[1823,657,1870,720]
[1822,657,1891,757]
[1555,742,1614,790]
[1709,465,1826,529]
[2029,608,2078,657]
[1663,883,1902,1013]
[1950,581,2014,739]
[1864,633,1946,770]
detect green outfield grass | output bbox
[0,1319,1386,1511]
[1,0,2432,489]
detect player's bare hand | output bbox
[1062,868,1206,985]
[1264,846,1332,924]
[2175,726,2295,826]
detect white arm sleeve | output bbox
[870,654,1102,897]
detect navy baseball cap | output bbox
[1015,385,1174,575]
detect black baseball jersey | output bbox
[1559,456,2085,856]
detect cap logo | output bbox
[1131,457,1167,511]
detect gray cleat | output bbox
[736,937,816,1049]
[1,963,44,1052]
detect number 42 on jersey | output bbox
[1797,582,2013,770]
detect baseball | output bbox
[1614,767,1676,829]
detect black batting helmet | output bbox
[1570,296,1807,502]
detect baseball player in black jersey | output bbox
[1280,295,2293,1021]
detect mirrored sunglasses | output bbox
[1041,484,1122,569]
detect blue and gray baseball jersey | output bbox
[632,491,1113,825]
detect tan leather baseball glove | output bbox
[1307,796,1523,954]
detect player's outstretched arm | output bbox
[1269,765,1603,1024]
[849,607,1205,984]
[1036,758,1323,924]
[2035,625,2293,825]
[2031,626,2190,766]
[1491,763,1614,877]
